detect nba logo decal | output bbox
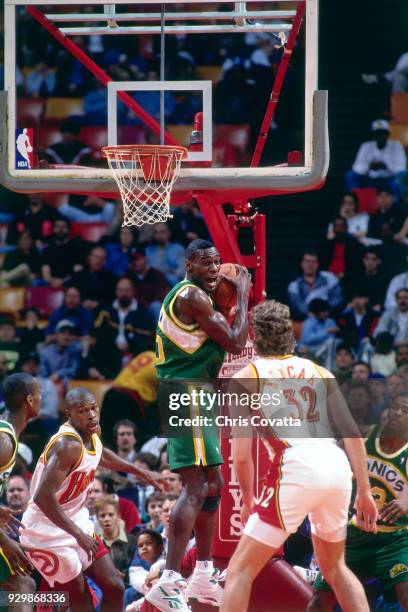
[15,128,34,169]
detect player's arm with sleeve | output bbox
[180,267,252,354]
[327,377,378,532]
[99,447,166,491]
[0,434,34,575]
[33,437,99,560]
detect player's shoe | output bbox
[145,577,190,612]
[125,598,145,611]
[185,567,227,607]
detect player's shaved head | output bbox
[186,239,216,260]
[65,387,96,410]
[2,373,37,412]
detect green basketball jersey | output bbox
[0,420,18,496]
[351,425,408,533]
[155,280,226,379]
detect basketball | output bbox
[214,263,238,311]
[26,146,33,153]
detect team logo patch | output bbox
[27,549,59,577]
[390,563,408,579]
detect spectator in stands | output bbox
[59,194,116,225]
[287,250,343,320]
[374,288,408,345]
[319,216,364,279]
[396,343,408,369]
[46,285,93,340]
[384,267,408,310]
[13,443,34,481]
[145,223,185,287]
[87,474,140,534]
[126,530,164,607]
[127,250,169,325]
[367,188,406,241]
[25,61,56,97]
[333,344,354,382]
[144,493,164,531]
[39,319,81,384]
[6,475,30,523]
[336,290,379,352]
[115,419,138,463]
[362,51,408,93]
[169,199,211,247]
[387,373,405,401]
[351,361,371,379]
[83,83,109,125]
[17,308,45,354]
[159,467,182,497]
[43,120,92,166]
[93,277,154,370]
[298,298,339,369]
[0,230,41,286]
[326,192,369,242]
[368,375,388,420]
[8,193,61,247]
[105,227,138,277]
[70,245,117,311]
[343,246,389,310]
[20,351,60,437]
[0,319,23,372]
[131,70,175,125]
[347,381,372,426]
[346,119,407,195]
[100,351,158,449]
[369,332,396,377]
[96,495,137,589]
[41,218,85,288]
[377,222,408,278]
[126,453,157,518]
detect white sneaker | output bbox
[125,599,145,612]
[145,577,190,612]
[293,565,319,584]
[186,568,226,607]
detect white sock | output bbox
[161,569,182,581]
[196,560,214,572]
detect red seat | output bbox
[27,287,64,315]
[214,124,251,164]
[17,98,46,125]
[70,223,108,242]
[351,187,378,214]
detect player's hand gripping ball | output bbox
[214,263,253,321]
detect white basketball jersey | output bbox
[22,422,102,545]
[250,354,336,447]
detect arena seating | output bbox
[391,93,408,124]
[0,287,25,317]
[26,286,64,316]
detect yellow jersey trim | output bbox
[0,427,17,472]
[375,431,408,459]
[168,285,200,331]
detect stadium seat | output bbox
[67,380,113,408]
[214,124,251,163]
[17,97,45,125]
[26,287,64,316]
[45,98,84,121]
[196,65,223,85]
[391,93,408,123]
[38,126,63,150]
[79,126,108,149]
[0,287,26,316]
[167,124,193,147]
[70,223,108,242]
[390,123,408,149]
[351,187,378,214]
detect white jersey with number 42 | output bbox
[249,354,336,446]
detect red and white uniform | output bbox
[21,423,106,585]
[243,355,352,547]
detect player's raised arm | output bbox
[178,267,251,354]
[99,447,166,491]
[33,436,99,559]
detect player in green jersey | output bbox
[307,391,408,611]
[0,373,41,609]
[147,239,251,612]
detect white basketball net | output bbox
[102,145,187,227]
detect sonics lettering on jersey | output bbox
[59,469,96,504]
[367,457,406,494]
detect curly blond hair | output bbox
[251,300,295,356]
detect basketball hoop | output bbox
[101,144,188,227]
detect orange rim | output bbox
[101,144,188,161]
